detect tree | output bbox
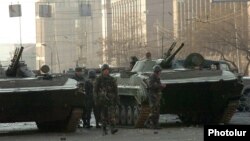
[98,12,147,67]
[185,3,250,75]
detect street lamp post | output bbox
[41,43,53,73]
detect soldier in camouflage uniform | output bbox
[94,64,119,135]
[145,65,165,129]
[72,67,87,128]
[84,70,97,128]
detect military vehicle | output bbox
[113,42,243,127]
[0,47,84,132]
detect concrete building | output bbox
[173,0,249,74]
[35,0,102,73]
[105,0,174,66]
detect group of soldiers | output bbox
[72,52,165,135]
[72,64,119,135]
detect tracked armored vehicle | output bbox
[113,43,243,127]
[0,47,84,132]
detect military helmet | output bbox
[88,70,96,78]
[153,65,162,73]
[101,64,110,71]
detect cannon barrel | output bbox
[164,41,176,59]
[6,46,24,77]
[160,43,184,68]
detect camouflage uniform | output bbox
[84,70,97,128]
[94,64,119,135]
[72,67,87,127]
[146,65,163,129]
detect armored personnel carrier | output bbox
[0,47,84,132]
[113,42,243,127]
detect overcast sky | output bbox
[0,0,36,44]
[0,0,36,62]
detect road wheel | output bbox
[65,108,83,132]
[115,105,120,125]
[133,105,140,127]
[120,105,127,125]
[127,106,133,125]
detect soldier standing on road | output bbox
[94,64,119,135]
[84,69,102,128]
[72,67,87,128]
[72,67,85,82]
[145,65,165,129]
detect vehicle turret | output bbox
[160,43,184,69]
[4,46,34,77]
[5,46,24,77]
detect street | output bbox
[0,112,249,141]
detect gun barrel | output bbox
[6,47,24,76]
[166,43,184,62]
[164,42,177,59]
[160,43,184,68]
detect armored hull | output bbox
[160,70,242,123]
[0,76,84,132]
[0,47,84,132]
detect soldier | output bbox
[129,56,138,70]
[145,65,165,129]
[72,67,87,128]
[94,64,119,135]
[84,69,101,128]
[145,52,152,60]
[72,67,85,82]
[84,70,96,128]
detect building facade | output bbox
[105,0,174,66]
[35,0,102,73]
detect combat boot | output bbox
[144,118,152,128]
[111,128,118,134]
[85,120,93,129]
[82,119,88,128]
[102,126,108,136]
[78,120,83,128]
[85,124,93,129]
[153,121,161,129]
[96,120,101,128]
[96,124,101,128]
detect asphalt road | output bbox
[0,112,249,141]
